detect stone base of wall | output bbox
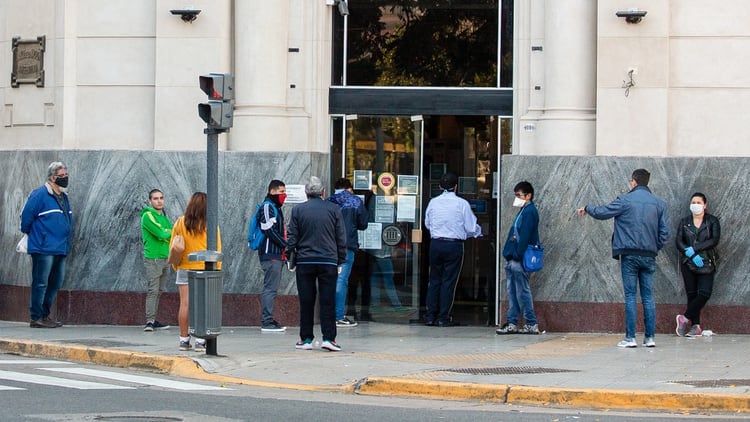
[2,284,747,333]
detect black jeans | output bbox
[296,264,338,342]
[680,262,714,325]
[425,239,464,324]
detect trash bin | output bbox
[188,270,223,338]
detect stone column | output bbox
[519,0,597,155]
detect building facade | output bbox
[1,1,748,332]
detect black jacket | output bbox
[675,213,721,261]
[287,196,347,266]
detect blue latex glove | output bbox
[684,247,695,258]
[691,254,704,268]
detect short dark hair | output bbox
[631,169,650,186]
[439,172,458,191]
[513,181,534,200]
[267,179,285,194]
[148,188,163,199]
[334,178,352,190]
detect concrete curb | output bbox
[0,338,353,394]
[357,377,750,413]
[1,337,748,413]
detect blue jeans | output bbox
[370,256,401,307]
[620,255,656,339]
[504,260,537,326]
[30,254,67,321]
[260,260,283,325]
[335,250,355,320]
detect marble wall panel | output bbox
[501,155,750,307]
[0,150,327,297]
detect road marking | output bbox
[0,360,73,365]
[0,370,133,390]
[41,367,229,391]
[0,385,24,390]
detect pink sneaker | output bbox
[675,314,691,337]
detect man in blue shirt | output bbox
[424,172,482,327]
[577,169,669,348]
[497,181,541,335]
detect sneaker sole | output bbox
[321,345,341,352]
[143,327,154,332]
[675,315,689,337]
[261,327,287,332]
[295,344,313,350]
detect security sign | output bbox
[377,172,395,193]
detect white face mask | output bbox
[512,197,526,207]
[690,203,704,215]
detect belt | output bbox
[433,237,463,242]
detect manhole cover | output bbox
[448,366,578,375]
[58,339,146,348]
[672,379,750,388]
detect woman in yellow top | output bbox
[170,192,222,351]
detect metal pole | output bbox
[205,128,220,356]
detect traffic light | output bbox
[198,73,234,130]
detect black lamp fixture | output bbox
[616,9,647,24]
[170,9,201,23]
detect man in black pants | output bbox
[287,176,347,351]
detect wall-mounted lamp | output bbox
[326,0,349,16]
[616,9,647,24]
[170,9,201,23]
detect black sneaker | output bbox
[336,318,358,327]
[261,321,286,332]
[143,322,154,332]
[152,321,170,330]
[42,317,63,327]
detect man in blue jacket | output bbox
[256,179,289,332]
[326,178,368,327]
[20,162,74,328]
[577,169,669,348]
[497,181,540,335]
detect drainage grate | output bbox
[447,366,579,375]
[672,379,750,388]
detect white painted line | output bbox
[0,385,25,390]
[0,370,133,390]
[0,360,73,365]
[41,367,228,391]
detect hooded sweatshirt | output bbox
[141,206,173,259]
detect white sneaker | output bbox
[336,318,358,327]
[643,337,656,348]
[194,339,206,352]
[617,338,637,348]
[321,340,342,352]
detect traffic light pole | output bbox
[204,128,221,356]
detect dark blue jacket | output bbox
[257,197,287,261]
[326,190,368,251]
[20,183,74,256]
[585,185,669,259]
[502,201,539,262]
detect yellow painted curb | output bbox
[0,338,354,394]
[507,385,750,413]
[356,377,510,402]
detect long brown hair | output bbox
[184,192,207,235]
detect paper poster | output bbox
[396,195,416,222]
[284,185,307,204]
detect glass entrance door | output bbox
[332,115,423,323]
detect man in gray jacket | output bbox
[577,169,669,349]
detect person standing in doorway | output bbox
[675,192,720,337]
[326,178,368,328]
[496,181,541,335]
[424,172,482,327]
[577,169,669,348]
[21,161,74,328]
[287,176,347,351]
[257,179,288,332]
[141,189,172,331]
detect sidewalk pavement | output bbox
[0,320,748,413]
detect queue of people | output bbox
[18,162,721,351]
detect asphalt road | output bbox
[0,355,745,422]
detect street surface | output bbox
[0,355,745,421]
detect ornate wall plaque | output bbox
[11,35,45,87]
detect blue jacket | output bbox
[257,197,287,262]
[502,201,539,262]
[20,183,74,256]
[585,185,669,259]
[326,190,368,251]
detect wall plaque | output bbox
[11,35,45,87]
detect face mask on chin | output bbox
[690,203,704,215]
[512,197,526,207]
